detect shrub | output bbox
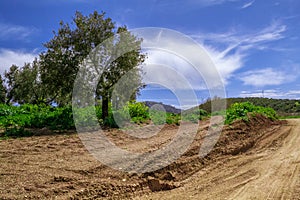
[0,101,187,138]
[225,102,278,124]
[149,110,166,125]
[182,108,208,123]
[0,104,75,137]
[166,113,180,125]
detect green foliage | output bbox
[0,104,74,137]
[182,108,208,123]
[108,101,150,126]
[149,110,166,125]
[225,102,278,124]
[75,101,150,128]
[4,65,18,104]
[109,101,181,126]
[3,60,48,105]
[0,75,6,103]
[123,101,149,123]
[0,11,145,126]
[200,97,300,117]
[3,127,32,138]
[0,101,155,137]
[40,10,145,125]
[211,110,226,116]
[165,113,181,125]
[0,100,281,138]
[280,115,300,119]
[39,11,115,105]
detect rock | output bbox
[147,176,178,192]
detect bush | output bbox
[225,102,278,124]
[181,108,208,123]
[166,113,181,125]
[0,101,187,138]
[149,110,166,125]
[3,127,32,138]
[124,101,150,122]
[0,104,75,137]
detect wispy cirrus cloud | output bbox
[151,0,238,9]
[238,68,296,87]
[0,22,38,41]
[241,0,255,9]
[190,21,287,84]
[193,21,286,49]
[192,0,237,6]
[202,45,244,85]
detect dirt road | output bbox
[0,117,299,199]
[135,119,300,200]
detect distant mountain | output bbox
[143,101,181,114]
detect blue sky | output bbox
[0,0,300,108]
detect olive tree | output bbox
[40,11,145,120]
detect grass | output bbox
[279,115,300,119]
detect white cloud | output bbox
[136,21,287,92]
[239,68,296,87]
[246,22,286,44]
[240,89,300,99]
[241,0,255,9]
[190,21,287,85]
[203,45,244,84]
[152,0,238,9]
[189,0,238,6]
[0,49,37,74]
[143,50,206,90]
[0,23,37,41]
[131,27,227,111]
[192,21,286,49]
[139,29,225,91]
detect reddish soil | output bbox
[1,115,298,199]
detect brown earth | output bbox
[0,116,299,199]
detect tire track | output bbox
[228,119,300,199]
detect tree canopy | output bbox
[2,11,145,120]
[0,75,6,103]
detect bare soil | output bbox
[1,116,299,199]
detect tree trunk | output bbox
[102,96,109,121]
[6,94,12,105]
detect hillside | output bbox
[198,97,300,116]
[143,101,182,114]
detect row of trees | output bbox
[0,11,145,120]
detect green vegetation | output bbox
[1,99,283,137]
[0,100,283,138]
[279,115,300,119]
[2,11,145,123]
[200,97,300,117]
[0,101,212,138]
[181,108,208,123]
[225,102,278,124]
[0,104,74,138]
[149,111,181,125]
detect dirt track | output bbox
[136,119,300,200]
[0,118,299,199]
